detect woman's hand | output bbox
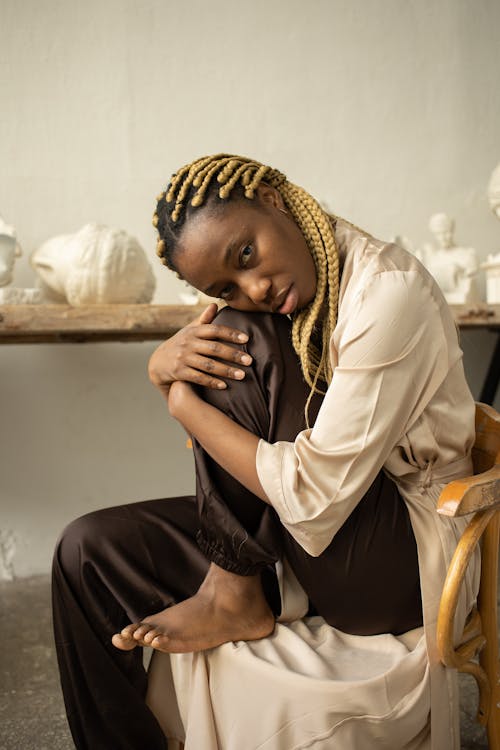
[148,303,252,398]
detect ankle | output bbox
[200,563,263,599]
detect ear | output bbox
[255,183,286,211]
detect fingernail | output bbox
[217,382,227,389]
[240,354,252,365]
[237,333,248,342]
[234,370,245,379]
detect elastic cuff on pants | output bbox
[196,531,269,576]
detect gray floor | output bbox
[0,576,491,749]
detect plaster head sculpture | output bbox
[488,162,500,220]
[419,212,480,305]
[0,216,22,287]
[0,215,43,303]
[480,162,500,303]
[31,223,156,305]
[429,213,455,249]
[480,252,500,304]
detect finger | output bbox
[198,303,219,325]
[197,339,252,366]
[195,323,249,344]
[152,340,250,385]
[189,354,248,381]
[157,363,230,390]
[189,302,218,327]
[181,367,229,390]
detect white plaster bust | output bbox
[30,223,156,305]
[481,162,500,303]
[488,162,500,220]
[419,212,480,305]
[0,216,21,287]
[0,216,42,304]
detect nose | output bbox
[243,274,272,305]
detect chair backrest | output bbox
[473,402,500,473]
[438,403,500,518]
[447,402,500,749]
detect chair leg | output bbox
[478,516,500,749]
[487,704,500,750]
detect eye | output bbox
[239,245,253,267]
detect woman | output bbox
[53,154,478,749]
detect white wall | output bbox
[1,0,499,577]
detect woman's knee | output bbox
[53,508,110,580]
[215,308,294,364]
[200,309,300,432]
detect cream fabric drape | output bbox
[147,559,431,749]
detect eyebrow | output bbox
[202,240,238,296]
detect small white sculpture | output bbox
[488,162,500,220]
[0,216,42,304]
[481,162,500,303]
[0,218,20,287]
[418,213,480,305]
[178,281,215,306]
[481,253,500,304]
[0,287,43,304]
[31,223,156,305]
[179,282,201,305]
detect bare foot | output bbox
[112,563,275,654]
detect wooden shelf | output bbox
[450,304,500,329]
[0,303,499,344]
[0,304,206,344]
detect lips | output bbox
[275,285,299,315]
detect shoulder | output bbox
[333,219,455,365]
[334,217,445,310]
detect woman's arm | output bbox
[168,380,270,504]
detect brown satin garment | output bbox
[195,308,422,635]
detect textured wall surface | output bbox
[1,0,499,576]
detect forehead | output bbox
[174,201,258,280]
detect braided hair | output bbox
[153,154,340,411]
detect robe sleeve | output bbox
[256,268,451,556]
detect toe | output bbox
[132,623,154,641]
[120,623,142,639]
[143,627,163,645]
[111,633,137,651]
[150,634,171,652]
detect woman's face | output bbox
[173,185,317,314]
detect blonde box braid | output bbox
[153,154,340,417]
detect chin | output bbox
[300,292,316,310]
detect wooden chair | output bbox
[163,403,500,750]
[437,402,500,749]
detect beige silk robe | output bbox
[147,220,479,749]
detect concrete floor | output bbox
[0,576,492,749]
